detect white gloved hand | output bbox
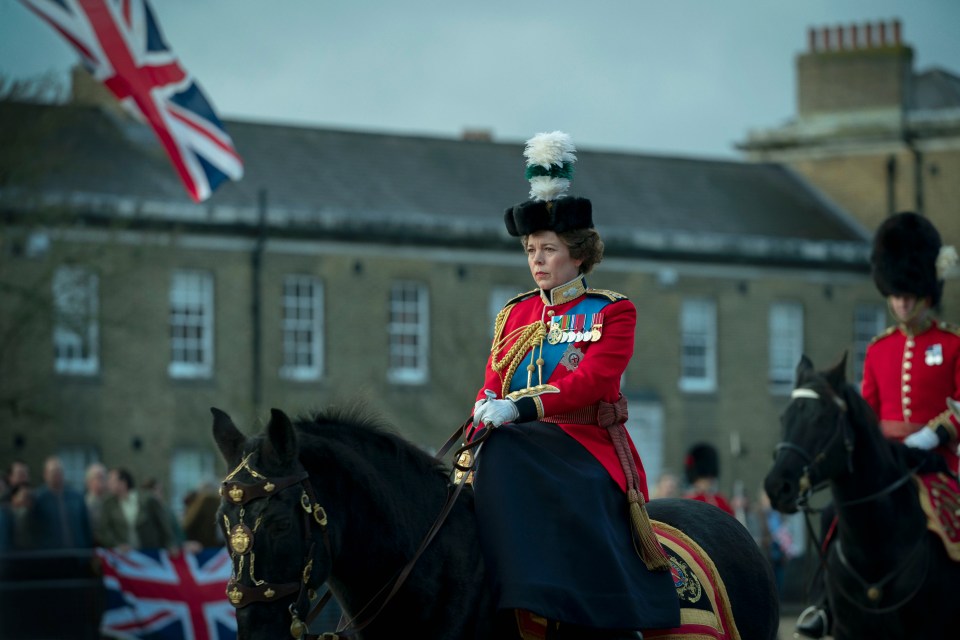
[473,398,518,428]
[904,427,939,450]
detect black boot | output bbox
[795,604,830,639]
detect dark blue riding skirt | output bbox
[473,421,680,630]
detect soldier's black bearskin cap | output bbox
[504,197,593,237]
[685,442,720,484]
[871,211,943,307]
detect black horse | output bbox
[212,405,779,640]
[764,354,960,639]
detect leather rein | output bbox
[221,417,485,640]
[774,384,928,613]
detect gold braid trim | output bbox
[491,320,547,399]
[928,408,959,440]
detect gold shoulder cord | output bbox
[490,304,547,399]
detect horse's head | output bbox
[212,407,329,640]
[764,353,854,513]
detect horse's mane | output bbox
[836,379,947,475]
[287,403,452,482]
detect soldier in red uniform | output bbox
[796,211,960,639]
[862,211,960,472]
[468,131,678,640]
[682,443,735,517]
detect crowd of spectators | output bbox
[0,456,223,554]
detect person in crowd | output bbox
[795,211,960,639]
[747,489,796,596]
[467,131,679,639]
[181,480,223,549]
[97,467,176,552]
[650,470,680,500]
[1,460,30,504]
[142,476,186,547]
[3,461,34,550]
[84,462,107,543]
[682,442,735,517]
[26,455,93,549]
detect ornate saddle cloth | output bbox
[516,521,741,640]
[917,472,960,561]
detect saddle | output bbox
[916,472,960,561]
[516,521,742,640]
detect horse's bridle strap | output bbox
[221,471,309,506]
[227,578,301,608]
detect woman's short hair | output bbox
[520,228,605,274]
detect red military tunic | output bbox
[861,319,960,472]
[474,275,649,498]
[683,490,735,517]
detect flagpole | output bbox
[251,188,267,410]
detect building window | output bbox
[280,275,324,381]
[769,302,804,394]
[53,266,99,375]
[853,304,887,384]
[169,448,217,518]
[387,281,429,384]
[169,270,214,379]
[680,298,717,393]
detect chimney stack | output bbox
[797,19,913,118]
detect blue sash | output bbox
[508,296,612,393]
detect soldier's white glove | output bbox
[904,427,939,450]
[473,398,518,428]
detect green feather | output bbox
[525,162,574,181]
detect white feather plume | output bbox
[528,176,571,202]
[937,245,959,279]
[524,131,577,169]
[523,131,577,201]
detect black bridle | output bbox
[773,383,929,614]
[220,417,486,640]
[220,452,331,638]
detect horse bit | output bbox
[220,452,331,639]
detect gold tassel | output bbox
[628,489,670,571]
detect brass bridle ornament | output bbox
[220,452,330,638]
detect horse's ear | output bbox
[795,354,815,384]
[824,350,849,391]
[263,408,298,465]
[211,407,246,467]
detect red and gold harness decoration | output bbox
[917,472,960,561]
[514,521,741,640]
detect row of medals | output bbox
[547,322,602,345]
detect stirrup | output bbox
[794,605,828,639]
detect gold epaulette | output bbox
[505,288,539,306]
[938,321,960,337]
[869,325,897,345]
[586,288,629,302]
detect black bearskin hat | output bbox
[685,442,720,484]
[503,131,594,237]
[871,211,943,307]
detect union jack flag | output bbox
[97,547,237,640]
[20,0,244,202]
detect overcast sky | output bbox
[1,0,958,160]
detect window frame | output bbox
[168,269,214,379]
[768,301,804,395]
[387,281,429,385]
[52,266,100,376]
[279,274,325,381]
[679,297,717,393]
